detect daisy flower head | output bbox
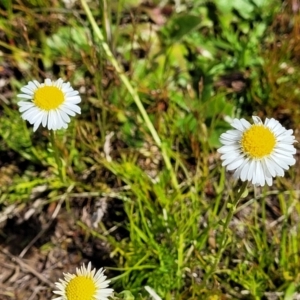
[218,116,297,187]
[53,262,114,300]
[17,78,81,132]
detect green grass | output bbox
[1,0,300,299]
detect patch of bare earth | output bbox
[0,197,116,300]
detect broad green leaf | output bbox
[168,14,202,41]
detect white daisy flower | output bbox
[17,78,81,131]
[53,262,114,300]
[218,116,297,187]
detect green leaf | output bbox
[232,0,255,19]
[116,291,135,300]
[214,0,234,13]
[0,107,39,162]
[168,14,202,41]
[284,282,297,300]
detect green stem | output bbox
[80,0,179,190]
[49,131,65,183]
[204,180,248,282]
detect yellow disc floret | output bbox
[33,86,64,110]
[241,124,276,159]
[66,276,96,300]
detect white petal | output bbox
[246,159,255,181]
[274,127,287,137]
[230,119,243,131]
[21,107,40,121]
[218,144,240,154]
[265,118,276,129]
[263,157,276,177]
[220,151,242,161]
[254,162,265,186]
[47,110,54,129]
[30,110,45,123]
[66,96,81,104]
[252,116,262,124]
[17,94,33,99]
[18,101,33,106]
[59,109,71,123]
[33,115,43,131]
[20,86,34,95]
[276,135,295,143]
[32,80,41,88]
[220,131,241,142]
[66,103,81,114]
[233,159,249,180]
[272,153,295,166]
[219,139,238,146]
[240,161,250,181]
[275,144,296,154]
[45,78,52,85]
[54,110,65,130]
[265,176,273,186]
[225,157,245,170]
[19,103,35,112]
[28,81,38,90]
[51,110,59,130]
[59,104,76,116]
[42,113,48,127]
[261,159,272,178]
[56,78,64,87]
[268,156,285,176]
[65,90,79,97]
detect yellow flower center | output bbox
[241,124,276,159]
[66,276,96,300]
[33,86,64,110]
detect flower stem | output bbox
[80,0,179,190]
[204,180,248,282]
[49,131,65,183]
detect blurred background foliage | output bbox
[0,0,300,299]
